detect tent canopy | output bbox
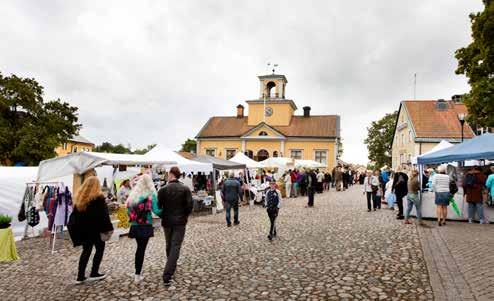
[37,151,176,181]
[229,152,262,169]
[411,140,453,164]
[418,133,494,165]
[294,159,326,169]
[260,157,294,169]
[143,145,213,173]
[192,155,246,170]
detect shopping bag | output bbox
[449,196,461,217]
[387,193,396,208]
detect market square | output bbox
[1,1,494,301]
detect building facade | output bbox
[391,99,475,168]
[55,135,94,157]
[196,74,341,170]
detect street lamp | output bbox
[458,113,466,142]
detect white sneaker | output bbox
[468,219,473,224]
[134,274,144,283]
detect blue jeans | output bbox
[225,201,239,225]
[405,193,422,221]
[468,202,484,222]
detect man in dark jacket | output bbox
[392,167,409,220]
[158,166,193,286]
[306,169,318,207]
[221,172,242,227]
[463,167,487,224]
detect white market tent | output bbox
[294,159,326,169]
[143,145,213,174]
[260,157,294,169]
[229,152,262,169]
[411,140,453,165]
[37,151,176,181]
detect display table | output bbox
[0,227,20,262]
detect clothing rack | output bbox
[22,181,68,254]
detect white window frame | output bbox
[314,150,328,165]
[72,146,78,153]
[205,148,216,157]
[290,149,303,160]
[225,148,237,160]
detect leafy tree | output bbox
[336,138,344,159]
[133,144,156,155]
[455,0,494,127]
[181,138,197,153]
[94,142,131,154]
[364,111,398,169]
[0,72,80,165]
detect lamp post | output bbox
[458,113,466,142]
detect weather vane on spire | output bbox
[267,62,279,74]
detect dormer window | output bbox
[259,131,268,136]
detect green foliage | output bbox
[181,138,197,153]
[0,214,12,225]
[336,138,344,159]
[94,142,131,154]
[94,142,156,155]
[0,72,81,165]
[364,111,398,169]
[133,144,156,155]
[455,0,494,127]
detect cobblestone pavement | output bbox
[1,186,434,300]
[418,219,494,301]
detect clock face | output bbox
[265,107,273,117]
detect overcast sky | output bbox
[0,1,484,164]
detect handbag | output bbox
[100,230,114,242]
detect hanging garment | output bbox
[53,187,73,227]
[47,187,59,231]
[34,188,44,211]
[27,206,40,227]
[18,186,34,222]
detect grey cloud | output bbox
[0,0,484,163]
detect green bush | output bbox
[0,214,12,225]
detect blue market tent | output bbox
[417,133,494,165]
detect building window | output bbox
[205,149,215,157]
[290,150,302,160]
[273,151,278,157]
[401,133,405,146]
[315,150,327,165]
[407,154,411,163]
[408,130,412,142]
[259,131,268,136]
[245,150,253,159]
[226,149,236,160]
[256,149,269,161]
[72,146,78,153]
[399,154,404,164]
[63,143,68,150]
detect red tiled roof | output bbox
[403,100,475,139]
[197,115,340,138]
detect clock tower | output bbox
[246,74,298,126]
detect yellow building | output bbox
[196,74,341,170]
[55,135,94,157]
[391,99,475,169]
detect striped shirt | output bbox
[432,174,450,193]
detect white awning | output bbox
[142,145,213,173]
[229,152,262,169]
[294,159,326,169]
[37,151,176,181]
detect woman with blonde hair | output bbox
[68,176,113,284]
[126,174,162,282]
[432,165,451,226]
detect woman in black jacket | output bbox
[392,166,409,220]
[69,176,114,284]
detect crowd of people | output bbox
[65,162,493,287]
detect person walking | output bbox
[265,181,282,241]
[126,174,162,283]
[221,172,242,227]
[404,170,423,225]
[334,167,343,191]
[486,166,494,207]
[284,171,292,198]
[306,169,317,207]
[157,167,193,286]
[463,167,487,224]
[317,169,325,193]
[432,165,451,226]
[392,166,409,220]
[363,171,379,212]
[290,169,298,197]
[68,176,114,284]
[373,170,382,209]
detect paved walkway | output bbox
[2,186,434,300]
